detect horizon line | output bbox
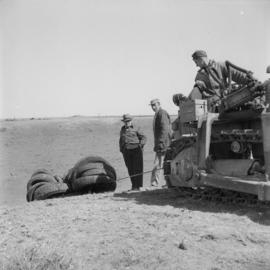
[1,114,178,122]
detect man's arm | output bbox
[188,85,204,100]
[136,127,147,147]
[221,61,254,86]
[189,70,215,99]
[158,110,171,152]
[119,128,124,153]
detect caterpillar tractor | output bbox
[164,63,270,202]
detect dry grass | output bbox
[0,246,75,270]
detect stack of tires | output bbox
[26,169,69,202]
[26,156,117,202]
[64,156,117,194]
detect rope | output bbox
[116,168,163,182]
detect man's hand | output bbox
[155,142,167,154]
[194,80,206,91]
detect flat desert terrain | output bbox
[0,116,270,270]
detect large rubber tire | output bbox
[72,156,116,179]
[63,156,117,194]
[31,169,51,178]
[81,168,107,177]
[71,175,99,192]
[103,163,116,180]
[93,176,117,193]
[27,173,57,191]
[26,182,45,202]
[63,162,112,182]
[33,182,68,201]
[79,166,115,180]
[63,169,75,185]
[75,163,105,177]
[54,175,64,183]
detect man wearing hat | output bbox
[149,99,171,187]
[119,114,147,191]
[189,50,254,110]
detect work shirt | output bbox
[193,60,252,98]
[119,125,147,153]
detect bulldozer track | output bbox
[175,186,270,208]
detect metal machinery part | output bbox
[166,66,270,201]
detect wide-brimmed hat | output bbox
[149,98,160,106]
[121,114,133,122]
[192,50,207,59]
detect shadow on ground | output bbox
[113,187,270,226]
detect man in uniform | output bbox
[119,114,147,191]
[189,50,254,110]
[149,99,171,187]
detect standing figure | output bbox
[149,99,171,187]
[119,114,147,191]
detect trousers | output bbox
[151,152,165,186]
[123,147,143,189]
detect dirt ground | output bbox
[0,116,270,270]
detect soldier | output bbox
[149,99,171,187]
[189,50,254,111]
[119,114,147,191]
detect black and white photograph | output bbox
[0,0,270,269]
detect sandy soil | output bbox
[0,116,270,270]
[0,116,162,205]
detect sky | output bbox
[0,0,270,118]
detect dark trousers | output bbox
[123,147,143,189]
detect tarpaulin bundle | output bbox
[63,156,117,193]
[26,169,68,202]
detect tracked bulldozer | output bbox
[164,63,270,201]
